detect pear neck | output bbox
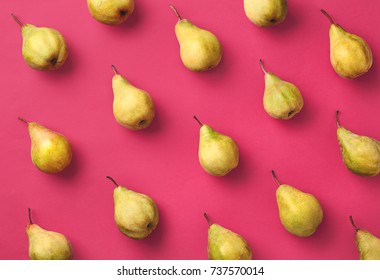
[335,111,341,128]
[349,216,360,232]
[193,115,203,127]
[106,176,120,188]
[169,4,184,21]
[320,9,335,25]
[28,208,33,225]
[259,59,268,75]
[11,14,24,27]
[203,212,212,226]
[271,170,281,187]
[18,117,29,125]
[111,65,119,75]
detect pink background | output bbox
[0,0,380,260]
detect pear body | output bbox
[244,0,287,27]
[27,122,72,173]
[355,230,380,260]
[263,73,303,119]
[198,125,239,176]
[329,24,372,79]
[276,184,323,237]
[337,127,380,176]
[114,186,159,239]
[112,74,155,130]
[208,224,252,260]
[26,224,72,260]
[87,0,134,25]
[175,19,222,72]
[21,24,68,70]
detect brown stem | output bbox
[18,117,29,124]
[271,170,281,186]
[336,110,341,128]
[169,4,182,21]
[320,9,334,24]
[106,176,119,187]
[111,65,118,75]
[349,216,359,232]
[259,59,267,74]
[203,212,211,226]
[193,115,203,127]
[28,208,33,224]
[11,14,23,27]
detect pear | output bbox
[106,176,159,239]
[11,14,68,71]
[244,0,287,27]
[111,65,155,130]
[272,170,323,237]
[87,0,135,25]
[204,213,252,260]
[336,111,380,176]
[321,10,372,79]
[194,116,239,176]
[19,117,72,174]
[170,5,222,72]
[26,208,72,260]
[350,216,380,260]
[260,59,303,120]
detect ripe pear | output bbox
[321,10,372,79]
[350,216,380,260]
[272,171,323,237]
[170,5,222,72]
[19,117,72,174]
[336,111,380,176]
[204,213,252,260]
[26,208,72,260]
[244,0,287,27]
[87,0,134,25]
[111,65,155,130]
[260,59,303,120]
[194,116,239,176]
[11,14,68,71]
[106,176,159,239]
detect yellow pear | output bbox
[11,14,68,71]
[244,0,287,27]
[106,176,159,239]
[194,116,239,176]
[19,117,72,174]
[111,65,155,130]
[170,5,222,72]
[26,208,72,260]
[87,0,135,25]
[321,9,372,79]
[350,216,380,260]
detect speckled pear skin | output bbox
[321,10,372,79]
[350,216,380,260]
[244,0,287,27]
[87,0,135,25]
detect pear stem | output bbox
[271,170,281,186]
[106,176,119,187]
[169,4,182,21]
[11,14,23,27]
[349,216,359,232]
[259,59,267,74]
[18,117,29,124]
[111,65,118,75]
[320,9,334,25]
[203,212,211,226]
[28,208,33,224]
[336,110,341,128]
[193,115,203,127]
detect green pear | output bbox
[194,116,239,176]
[244,0,287,27]
[272,171,323,237]
[106,176,159,239]
[87,0,134,25]
[321,10,372,79]
[111,65,155,130]
[350,216,380,260]
[26,208,72,260]
[170,5,222,72]
[204,213,252,260]
[11,14,68,71]
[19,117,72,174]
[336,111,380,176]
[260,59,303,120]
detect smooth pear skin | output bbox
[263,73,303,119]
[27,122,72,173]
[276,184,323,237]
[21,24,68,70]
[87,0,135,25]
[208,224,252,260]
[114,186,159,239]
[198,125,239,176]
[244,0,287,27]
[175,19,222,71]
[27,224,72,260]
[355,230,380,260]
[337,127,380,176]
[112,73,155,130]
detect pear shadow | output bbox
[54,147,80,181]
[280,98,313,129]
[138,205,166,250]
[264,8,299,34]
[137,105,164,135]
[113,6,142,31]
[350,58,379,94]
